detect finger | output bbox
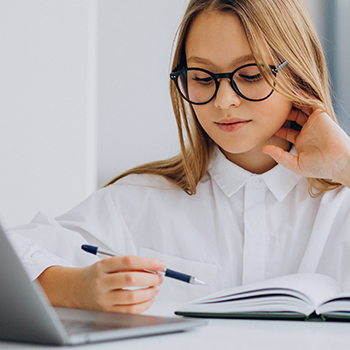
[106,286,160,306]
[262,145,301,175]
[101,255,166,274]
[274,127,300,144]
[286,109,308,126]
[106,271,163,289]
[110,297,156,314]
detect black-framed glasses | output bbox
[170,61,288,105]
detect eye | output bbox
[192,75,214,85]
[238,73,262,82]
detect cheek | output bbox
[192,105,212,127]
[259,96,292,127]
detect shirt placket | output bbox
[242,176,266,285]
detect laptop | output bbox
[0,224,206,345]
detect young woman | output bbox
[9,0,350,314]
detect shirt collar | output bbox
[207,146,302,202]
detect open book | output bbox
[175,273,350,321]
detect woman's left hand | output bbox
[262,107,350,187]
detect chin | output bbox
[218,143,257,155]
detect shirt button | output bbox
[251,178,261,187]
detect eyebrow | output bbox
[187,54,256,67]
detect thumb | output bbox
[262,145,300,174]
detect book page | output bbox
[177,273,341,316]
[318,290,350,314]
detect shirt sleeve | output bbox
[6,186,138,280]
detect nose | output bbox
[213,79,241,109]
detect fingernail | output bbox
[157,260,166,270]
[155,285,160,293]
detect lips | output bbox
[215,118,251,132]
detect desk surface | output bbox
[2,302,350,349]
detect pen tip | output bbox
[195,278,208,286]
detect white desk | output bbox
[2,302,350,349]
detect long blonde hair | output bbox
[106,0,341,196]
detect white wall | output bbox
[97,0,188,187]
[0,0,97,228]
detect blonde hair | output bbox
[106,0,341,196]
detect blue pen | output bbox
[81,244,207,286]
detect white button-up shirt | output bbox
[8,146,350,302]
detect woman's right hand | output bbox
[37,256,165,314]
[80,256,165,313]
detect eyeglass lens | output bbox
[177,65,275,104]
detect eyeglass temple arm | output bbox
[276,61,288,72]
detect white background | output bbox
[97,0,188,187]
[0,0,96,228]
[0,0,348,228]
